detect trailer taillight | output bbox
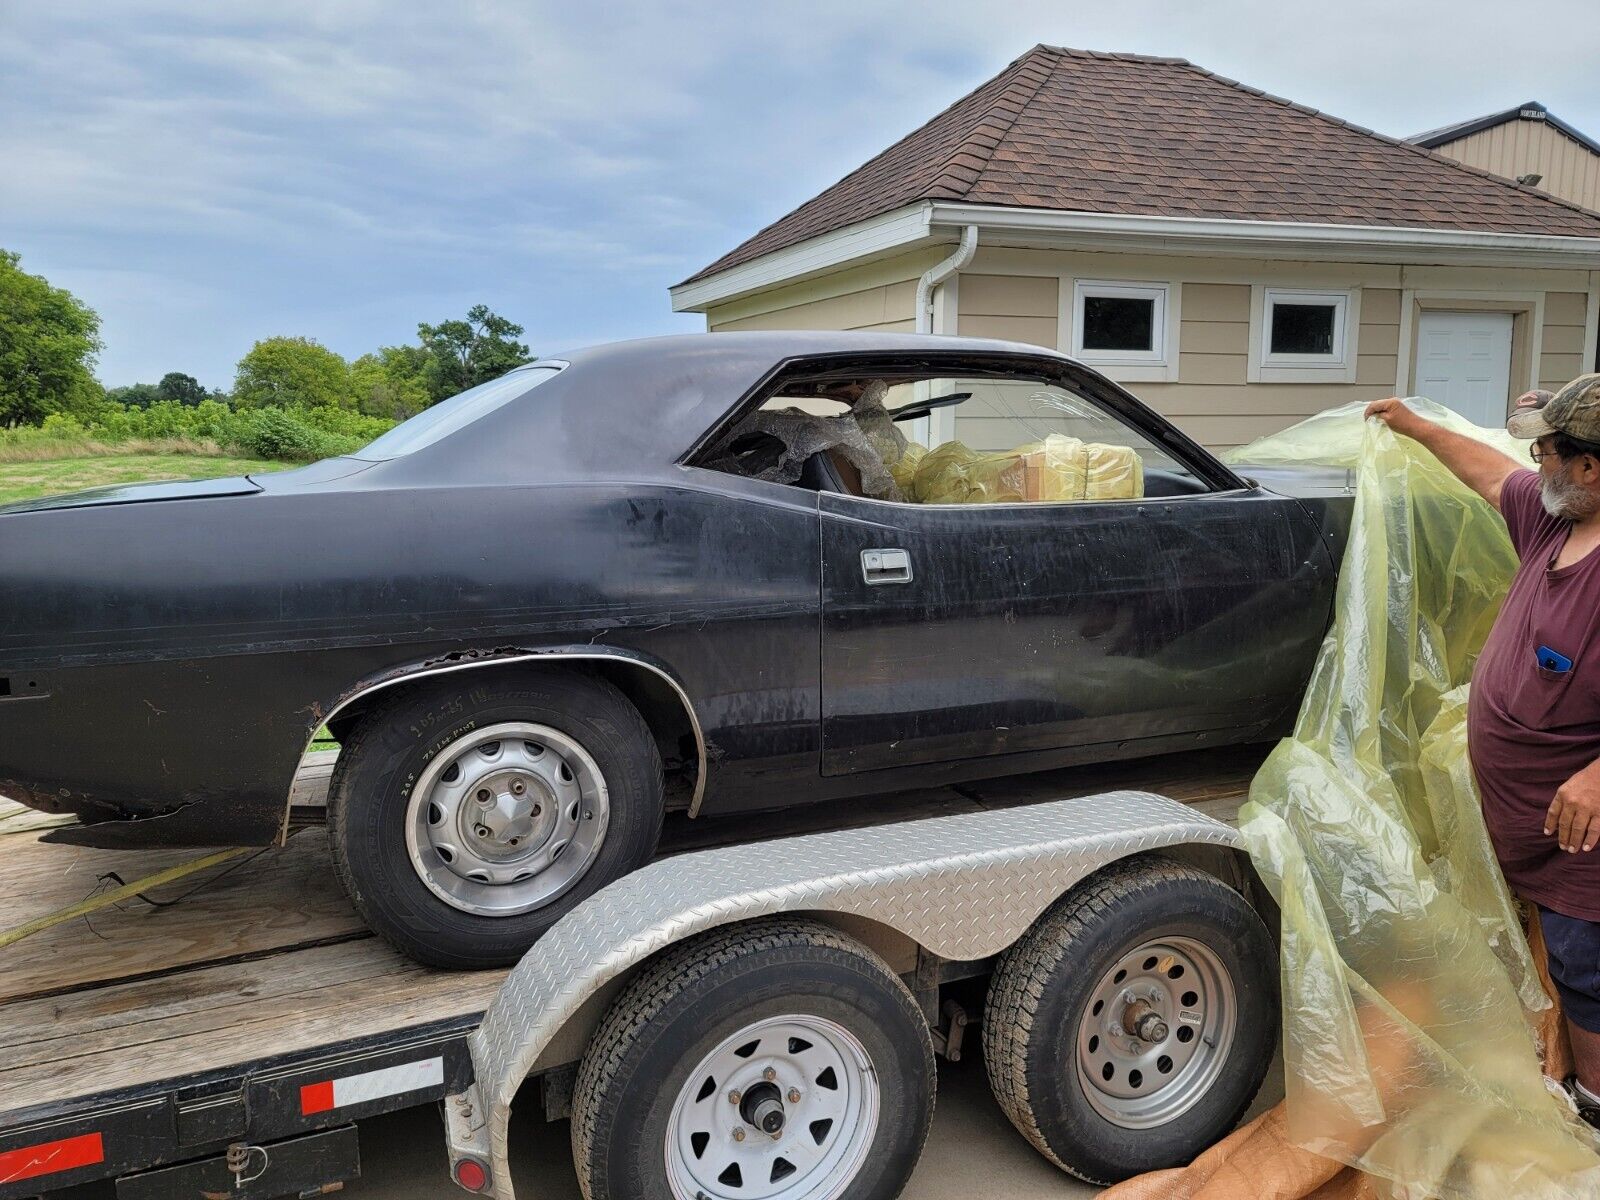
[452,1157,490,1192]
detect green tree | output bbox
[106,382,162,409]
[416,304,530,403]
[0,248,104,426]
[233,336,352,410]
[156,371,208,406]
[350,345,430,420]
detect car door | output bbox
[818,369,1332,776]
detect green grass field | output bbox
[0,453,291,506]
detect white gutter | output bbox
[671,202,1600,315]
[914,224,978,334]
[928,202,1600,269]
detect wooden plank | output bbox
[0,829,366,1004]
[0,942,505,1112]
[290,749,338,809]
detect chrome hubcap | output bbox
[404,722,609,916]
[665,1016,879,1200]
[1075,936,1235,1129]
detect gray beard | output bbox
[1540,472,1600,520]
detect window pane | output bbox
[1082,296,1154,351]
[1269,303,1336,355]
[353,365,559,459]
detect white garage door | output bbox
[1415,312,1514,428]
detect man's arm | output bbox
[1363,398,1526,509]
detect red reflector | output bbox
[0,1132,105,1183]
[300,1080,336,1115]
[453,1158,489,1192]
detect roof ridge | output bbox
[1171,59,1600,223]
[1035,44,1191,66]
[923,44,1057,200]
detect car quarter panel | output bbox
[0,479,820,846]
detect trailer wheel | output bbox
[982,858,1276,1184]
[572,918,935,1200]
[328,667,662,969]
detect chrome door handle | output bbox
[861,548,913,585]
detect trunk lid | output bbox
[0,475,263,515]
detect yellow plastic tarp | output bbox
[904,433,1143,504]
[1223,400,1600,1198]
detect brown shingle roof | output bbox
[683,46,1600,285]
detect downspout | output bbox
[915,225,979,334]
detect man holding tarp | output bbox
[1366,373,1600,1124]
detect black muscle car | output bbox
[0,332,1350,966]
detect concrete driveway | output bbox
[335,1049,1284,1199]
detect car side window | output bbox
[703,373,1213,504]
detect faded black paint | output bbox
[0,332,1349,848]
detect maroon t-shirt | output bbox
[1469,469,1600,920]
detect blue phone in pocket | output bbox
[1537,645,1574,673]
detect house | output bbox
[670,46,1600,451]
[1412,102,1600,213]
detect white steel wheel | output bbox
[665,1015,880,1200]
[572,919,935,1200]
[403,721,610,916]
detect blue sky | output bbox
[2,1,1595,390]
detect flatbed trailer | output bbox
[0,746,1264,1200]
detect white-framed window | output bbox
[1070,280,1173,371]
[1250,287,1359,382]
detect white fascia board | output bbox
[927,202,1600,269]
[670,204,935,312]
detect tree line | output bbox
[0,247,534,428]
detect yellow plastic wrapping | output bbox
[906,433,1143,504]
[889,441,926,496]
[1226,400,1600,1198]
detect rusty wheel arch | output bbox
[284,647,708,841]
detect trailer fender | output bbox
[445,789,1241,1200]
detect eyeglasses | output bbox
[1531,443,1558,463]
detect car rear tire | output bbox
[572,918,936,1200]
[982,857,1277,1184]
[328,667,663,969]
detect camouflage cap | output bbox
[1508,373,1600,441]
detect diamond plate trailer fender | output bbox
[445,789,1243,1200]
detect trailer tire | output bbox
[572,918,935,1200]
[982,857,1276,1184]
[328,667,662,969]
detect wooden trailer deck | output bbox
[0,745,1264,1121]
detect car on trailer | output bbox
[0,332,1345,969]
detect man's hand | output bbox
[1546,761,1600,853]
[1364,397,1431,440]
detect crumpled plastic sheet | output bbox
[903,433,1144,504]
[1224,399,1600,1199]
[706,380,910,501]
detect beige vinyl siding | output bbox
[704,249,936,334]
[954,274,1059,347]
[1433,121,1600,213]
[1133,286,1401,452]
[1540,291,1591,391]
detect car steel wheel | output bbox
[665,1015,881,1200]
[403,721,610,916]
[1074,935,1236,1130]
